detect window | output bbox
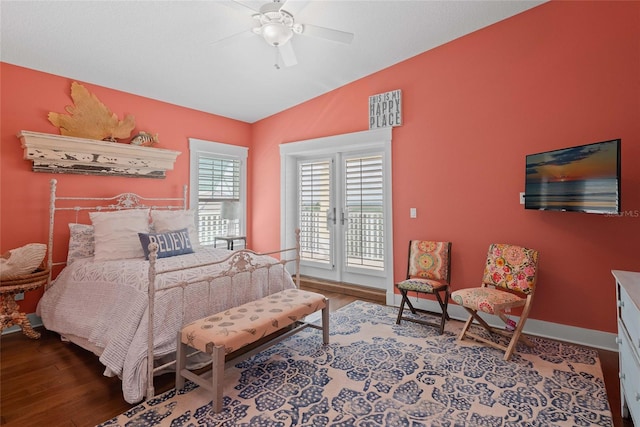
[297,154,385,271]
[280,127,393,291]
[298,159,332,263]
[344,154,384,270]
[189,139,247,246]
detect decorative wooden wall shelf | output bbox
[18,131,181,179]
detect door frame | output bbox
[279,128,394,303]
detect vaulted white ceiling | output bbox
[1,1,544,123]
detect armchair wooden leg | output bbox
[458,311,475,341]
[459,307,536,361]
[458,308,493,340]
[504,320,534,360]
[469,308,494,331]
[397,287,450,335]
[396,290,408,324]
[403,291,419,314]
[435,288,451,320]
[435,288,450,334]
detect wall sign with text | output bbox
[369,89,402,129]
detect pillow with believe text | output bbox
[150,210,201,250]
[138,228,194,260]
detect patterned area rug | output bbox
[98,301,613,426]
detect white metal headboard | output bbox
[47,178,188,284]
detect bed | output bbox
[36,179,299,403]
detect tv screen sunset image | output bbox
[525,140,620,214]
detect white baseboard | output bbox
[387,292,617,352]
[8,301,619,353]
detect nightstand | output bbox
[0,269,49,339]
[214,236,246,250]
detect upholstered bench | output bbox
[175,288,329,412]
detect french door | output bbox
[280,128,393,291]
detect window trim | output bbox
[189,138,248,241]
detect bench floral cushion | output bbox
[181,288,326,355]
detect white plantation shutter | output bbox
[298,159,332,264]
[344,155,384,270]
[197,156,241,243]
[198,157,240,200]
[189,138,246,247]
[281,127,392,289]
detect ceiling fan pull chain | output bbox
[274,47,281,70]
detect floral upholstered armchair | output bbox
[451,243,539,360]
[395,240,452,334]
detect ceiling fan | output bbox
[218,0,354,68]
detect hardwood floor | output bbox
[0,289,634,426]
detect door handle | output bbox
[326,207,336,228]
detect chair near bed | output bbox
[395,240,452,334]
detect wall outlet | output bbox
[519,192,525,205]
[14,292,24,301]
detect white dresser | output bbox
[613,269,640,425]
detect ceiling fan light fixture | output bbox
[260,22,293,46]
[239,1,353,67]
[252,7,297,47]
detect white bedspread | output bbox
[36,247,295,403]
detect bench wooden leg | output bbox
[176,290,329,413]
[211,345,225,412]
[175,338,226,412]
[175,332,187,391]
[322,299,330,345]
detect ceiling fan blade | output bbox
[278,42,298,67]
[211,29,255,48]
[302,24,354,44]
[280,0,310,15]
[227,0,262,13]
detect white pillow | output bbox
[89,209,150,261]
[150,210,200,249]
[0,243,47,279]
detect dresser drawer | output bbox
[618,321,640,425]
[619,283,640,350]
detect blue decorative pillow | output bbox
[138,228,194,260]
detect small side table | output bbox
[0,270,48,339]
[214,236,246,250]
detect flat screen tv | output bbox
[525,139,621,214]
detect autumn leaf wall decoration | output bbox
[48,82,136,141]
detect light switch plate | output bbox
[410,207,417,218]
[519,192,525,205]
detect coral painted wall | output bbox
[250,1,640,333]
[1,1,638,336]
[0,64,252,313]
